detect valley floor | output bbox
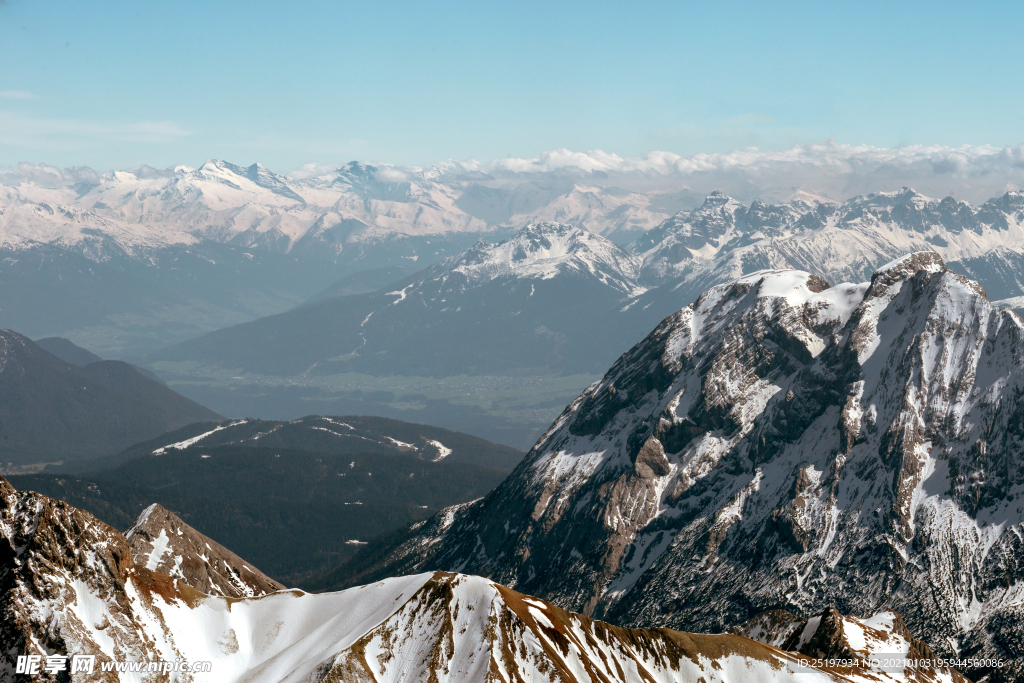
[148,364,600,449]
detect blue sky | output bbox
[2,0,1022,171]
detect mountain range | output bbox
[1,475,969,682]
[4,157,1023,363]
[0,159,664,357]
[327,253,1024,683]
[147,222,645,377]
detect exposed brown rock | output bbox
[125,503,284,598]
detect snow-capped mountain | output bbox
[610,188,1024,368]
[125,503,284,599]
[635,188,1024,298]
[147,222,647,376]
[1,476,964,683]
[430,221,643,296]
[1,159,671,256]
[345,253,1024,682]
[0,160,479,253]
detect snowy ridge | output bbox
[0,159,491,256]
[420,221,644,296]
[403,220,643,296]
[633,188,1024,301]
[733,605,956,678]
[151,420,248,455]
[123,503,284,599]
[141,416,488,467]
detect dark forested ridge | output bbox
[0,330,222,466]
[11,445,507,585]
[11,415,522,585]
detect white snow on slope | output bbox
[143,529,171,572]
[438,222,644,295]
[151,420,248,455]
[55,570,920,683]
[425,438,452,461]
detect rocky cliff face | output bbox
[125,503,284,599]
[733,607,971,683]
[352,252,1023,680]
[0,476,208,681]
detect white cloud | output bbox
[468,141,1023,176]
[287,162,340,180]
[0,90,37,100]
[446,141,1024,204]
[373,167,408,183]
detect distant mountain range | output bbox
[35,335,166,383]
[335,253,1024,683]
[147,222,646,376]
[1,476,970,682]
[0,330,221,468]
[0,159,662,356]
[4,156,1023,361]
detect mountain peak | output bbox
[197,158,228,173]
[350,262,1024,676]
[125,502,284,598]
[872,250,946,282]
[698,189,741,209]
[439,221,643,294]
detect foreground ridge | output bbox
[0,477,964,682]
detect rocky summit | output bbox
[124,503,284,599]
[350,252,1024,680]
